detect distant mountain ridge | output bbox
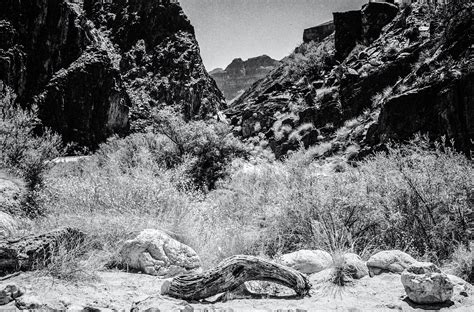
[210,55,280,102]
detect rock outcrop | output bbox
[280,250,332,274]
[0,0,128,148]
[226,2,472,159]
[303,21,335,44]
[84,0,226,130]
[36,49,130,147]
[334,10,363,61]
[369,71,473,155]
[401,262,454,304]
[210,55,279,101]
[119,229,201,278]
[334,2,398,61]
[367,250,417,276]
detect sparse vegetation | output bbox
[285,39,335,81]
[0,88,62,216]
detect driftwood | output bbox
[161,255,312,301]
[0,227,85,276]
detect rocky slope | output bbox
[0,0,225,148]
[227,1,473,159]
[210,55,279,102]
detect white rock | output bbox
[280,249,332,274]
[343,253,369,279]
[119,229,201,278]
[367,250,417,276]
[401,262,453,304]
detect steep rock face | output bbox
[370,72,473,155]
[303,21,335,44]
[36,49,130,148]
[84,0,226,130]
[1,0,223,147]
[210,55,279,101]
[361,2,399,45]
[0,0,129,148]
[334,2,398,61]
[226,3,472,159]
[334,11,362,61]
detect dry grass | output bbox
[4,131,471,280]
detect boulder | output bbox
[343,253,369,279]
[280,250,332,274]
[367,250,417,276]
[119,229,201,278]
[401,262,453,304]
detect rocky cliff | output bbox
[227,1,473,158]
[210,55,279,102]
[0,0,225,147]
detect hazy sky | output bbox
[180,0,367,70]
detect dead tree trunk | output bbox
[0,227,85,276]
[161,255,312,301]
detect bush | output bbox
[444,244,474,283]
[285,40,335,81]
[152,108,248,190]
[0,88,62,216]
[191,137,472,263]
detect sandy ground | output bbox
[1,270,473,311]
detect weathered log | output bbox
[161,255,312,301]
[0,227,85,276]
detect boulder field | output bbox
[1,228,473,310]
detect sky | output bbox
[180,0,367,71]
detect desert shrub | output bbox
[0,88,62,216]
[444,244,474,283]
[191,136,472,264]
[152,108,248,190]
[35,147,200,269]
[286,40,335,81]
